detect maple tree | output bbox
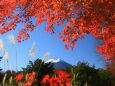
[0,0,114,62]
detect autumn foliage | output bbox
[0,0,114,61]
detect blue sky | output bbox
[0,23,105,71]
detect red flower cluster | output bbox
[15,70,71,86]
[15,72,37,86]
[23,72,37,86]
[42,69,71,86]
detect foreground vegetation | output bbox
[0,58,115,86]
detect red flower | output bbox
[46,76,59,86]
[41,74,50,83]
[26,72,37,81]
[22,81,33,86]
[15,74,24,82]
[55,69,71,78]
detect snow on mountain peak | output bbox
[45,59,61,63]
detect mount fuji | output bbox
[45,59,72,69]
